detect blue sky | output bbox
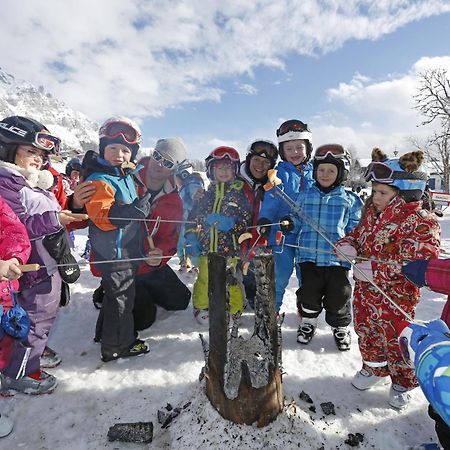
[1,1,450,160]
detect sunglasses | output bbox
[211,146,240,162]
[363,162,394,183]
[276,120,309,137]
[152,149,176,169]
[34,132,61,154]
[314,144,346,160]
[101,121,140,144]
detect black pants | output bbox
[429,405,450,449]
[133,265,191,331]
[296,262,352,328]
[242,261,256,303]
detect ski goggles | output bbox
[249,140,278,160]
[152,149,176,169]
[100,121,140,144]
[314,144,346,160]
[276,119,309,137]
[363,162,394,183]
[210,146,240,162]
[33,132,61,154]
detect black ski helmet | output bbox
[312,144,351,189]
[65,157,82,177]
[0,116,60,163]
[276,119,313,163]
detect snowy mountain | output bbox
[0,68,98,158]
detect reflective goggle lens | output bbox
[152,150,175,169]
[250,141,277,159]
[314,144,345,160]
[276,120,308,137]
[363,162,394,182]
[211,146,240,162]
[103,121,139,144]
[35,133,61,153]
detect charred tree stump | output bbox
[203,252,283,427]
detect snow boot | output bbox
[0,370,57,395]
[332,326,351,351]
[40,346,62,369]
[389,383,411,409]
[101,339,150,363]
[297,318,317,344]
[0,413,13,438]
[351,369,389,390]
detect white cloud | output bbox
[234,82,258,95]
[1,0,449,121]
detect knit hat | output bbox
[153,138,186,167]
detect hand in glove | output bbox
[399,319,450,368]
[42,227,80,284]
[256,217,271,238]
[206,213,236,232]
[108,192,152,228]
[185,233,201,257]
[280,216,295,233]
[401,259,429,287]
[334,243,357,261]
[353,260,374,282]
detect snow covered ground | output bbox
[1,211,449,450]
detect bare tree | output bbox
[407,123,450,191]
[414,68,450,129]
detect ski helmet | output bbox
[276,119,313,163]
[364,148,428,202]
[98,117,142,161]
[65,157,82,177]
[0,116,60,163]
[205,146,240,181]
[175,159,193,181]
[246,140,278,168]
[313,144,351,188]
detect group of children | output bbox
[0,113,448,446]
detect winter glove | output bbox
[401,259,430,288]
[353,260,374,282]
[108,191,152,228]
[334,243,357,261]
[279,216,295,233]
[145,248,164,267]
[185,233,201,257]
[42,228,81,284]
[256,217,271,238]
[399,319,450,368]
[206,213,236,232]
[60,281,71,307]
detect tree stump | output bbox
[201,252,283,427]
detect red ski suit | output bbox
[339,196,440,387]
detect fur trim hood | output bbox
[0,160,54,189]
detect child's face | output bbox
[283,140,307,165]
[103,143,132,166]
[214,161,234,183]
[15,145,45,170]
[372,182,397,213]
[316,163,338,188]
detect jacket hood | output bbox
[0,160,54,190]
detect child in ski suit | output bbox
[185,146,251,325]
[400,258,450,448]
[336,148,440,410]
[0,194,31,437]
[83,117,151,362]
[239,139,279,308]
[282,145,363,349]
[258,119,314,312]
[0,115,81,395]
[175,161,205,272]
